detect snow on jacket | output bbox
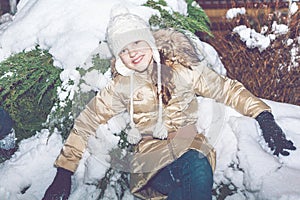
[54,60,270,199]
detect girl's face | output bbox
[119,40,153,73]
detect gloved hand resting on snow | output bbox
[256,111,296,156]
[42,167,73,200]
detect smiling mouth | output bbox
[132,55,144,64]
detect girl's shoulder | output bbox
[172,62,205,77]
[112,75,130,86]
[104,75,131,95]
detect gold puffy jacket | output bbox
[55,62,270,199]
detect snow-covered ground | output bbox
[0,0,299,199]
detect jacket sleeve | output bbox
[192,63,271,118]
[55,81,127,172]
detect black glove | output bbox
[256,111,296,156]
[42,167,73,200]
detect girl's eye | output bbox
[134,41,140,45]
[120,49,128,54]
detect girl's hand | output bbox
[42,167,73,200]
[256,111,296,156]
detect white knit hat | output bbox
[106,10,168,144]
[106,11,159,76]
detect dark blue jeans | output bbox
[148,150,213,200]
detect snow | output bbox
[290,2,299,15]
[230,4,298,56]
[226,7,246,20]
[233,25,272,52]
[0,0,299,200]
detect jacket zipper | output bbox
[167,140,177,160]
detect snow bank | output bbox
[0,0,299,199]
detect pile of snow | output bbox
[1,99,299,200]
[228,2,299,59]
[226,7,246,20]
[0,0,299,199]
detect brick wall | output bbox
[197,0,293,9]
[196,0,298,31]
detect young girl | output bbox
[43,12,296,200]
